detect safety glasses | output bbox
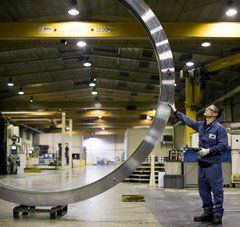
[206,106,217,113]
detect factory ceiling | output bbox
[0,0,239,134]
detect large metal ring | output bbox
[0,0,175,206]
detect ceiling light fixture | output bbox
[225,1,238,16]
[186,61,194,67]
[77,41,87,47]
[89,82,96,87]
[68,9,79,15]
[185,54,195,67]
[30,96,34,103]
[98,115,103,119]
[89,78,96,87]
[7,78,14,87]
[91,89,98,95]
[83,62,91,67]
[83,56,91,67]
[18,87,24,95]
[68,0,79,15]
[201,41,211,47]
[101,127,105,130]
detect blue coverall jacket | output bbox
[174,111,228,217]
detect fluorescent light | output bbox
[65,127,70,131]
[101,127,105,130]
[91,90,98,95]
[18,87,24,95]
[68,9,79,15]
[30,96,34,103]
[83,62,91,67]
[7,78,14,87]
[98,115,103,119]
[7,82,14,87]
[89,82,96,87]
[77,41,87,47]
[186,61,194,67]
[226,8,237,16]
[201,42,211,47]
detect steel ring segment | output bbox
[0,0,175,206]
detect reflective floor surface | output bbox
[0,165,121,191]
[0,165,240,226]
[0,165,160,227]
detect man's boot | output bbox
[194,213,213,222]
[212,215,222,225]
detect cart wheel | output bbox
[50,212,56,219]
[13,211,20,219]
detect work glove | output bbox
[198,148,210,156]
[168,103,177,113]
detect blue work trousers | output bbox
[198,163,224,217]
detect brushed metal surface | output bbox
[0,0,175,206]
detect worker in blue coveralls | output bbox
[169,103,228,225]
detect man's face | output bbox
[203,105,218,118]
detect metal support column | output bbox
[185,71,202,145]
[149,151,156,188]
[61,112,66,168]
[69,119,73,168]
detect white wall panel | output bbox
[39,133,83,154]
[83,135,124,163]
[125,128,173,158]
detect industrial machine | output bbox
[8,135,21,174]
[230,133,240,184]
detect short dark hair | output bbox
[212,103,223,118]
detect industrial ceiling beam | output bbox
[0,40,238,57]
[214,84,240,103]
[68,109,156,118]
[205,53,240,72]
[0,66,88,79]
[2,110,156,118]
[4,51,238,78]
[50,129,126,135]
[0,101,156,110]
[0,22,240,39]
[0,73,160,89]
[0,53,157,68]
[0,40,152,49]
[4,84,158,100]
[13,120,153,126]
[0,63,158,79]
[65,118,153,124]
[3,87,91,100]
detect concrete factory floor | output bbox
[0,165,240,227]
